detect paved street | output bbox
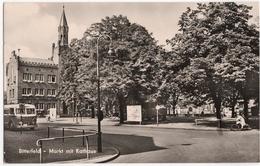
[104,126,259,162]
[4,117,260,163]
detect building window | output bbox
[52,89,56,96]
[35,74,44,82]
[35,74,39,82]
[48,75,56,83]
[39,89,44,96]
[27,88,32,95]
[47,89,56,96]
[9,90,12,98]
[12,89,14,98]
[35,89,39,95]
[47,103,50,109]
[40,74,44,82]
[22,88,32,96]
[23,73,26,80]
[10,67,14,83]
[51,103,56,108]
[47,89,51,96]
[36,89,44,96]
[23,73,32,82]
[47,103,56,109]
[22,88,26,95]
[35,89,38,95]
[36,103,44,110]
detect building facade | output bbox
[6,7,69,116]
[6,51,59,115]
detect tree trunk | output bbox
[231,89,238,118]
[243,98,249,123]
[118,93,126,124]
[214,98,222,128]
[62,101,68,115]
[91,105,95,118]
[231,105,236,118]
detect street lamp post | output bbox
[74,94,78,124]
[71,83,78,123]
[96,34,113,153]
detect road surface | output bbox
[4,120,260,163]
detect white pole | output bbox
[39,147,42,163]
[86,136,89,159]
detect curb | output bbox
[95,147,120,163]
[121,124,231,131]
[53,147,120,163]
[121,124,259,132]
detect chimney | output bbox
[17,48,21,56]
[11,50,16,58]
[51,43,55,60]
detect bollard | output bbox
[156,109,159,126]
[76,113,79,124]
[82,130,85,146]
[20,125,23,135]
[39,140,43,163]
[62,128,65,142]
[47,127,50,138]
[86,136,89,148]
[20,115,23,134]
[86,136,89,159]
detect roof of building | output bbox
[20,57,54,64]
[4,103,35,109]
[59,6,68,27]
[19,57,58,68]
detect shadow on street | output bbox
[102,133,166,155]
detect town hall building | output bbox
[6,7,69,116]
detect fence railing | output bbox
[36,126,97,163]
[46,126,97,146]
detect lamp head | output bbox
[108,48,114,56]
[107,45,116,60]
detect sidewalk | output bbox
[123,117,259,132]
[123,122,230,131]
[37,117,252,131]
[38,117,118,126]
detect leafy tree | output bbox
[152,50,182,114]
[57,46,79,115]
[167,2,259,122]
[222,85,240,118]
[67,15,159,123]
[58,39,95,115]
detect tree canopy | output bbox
[167,2,259,120]
[60,15,162,122]
[58,3,259,124]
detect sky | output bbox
[4,2,259,65]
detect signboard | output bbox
[47,108,57,121]
[127,105,142,122]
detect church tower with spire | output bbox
[52,5,69,65]
[51,5,70,115]
[58,5,69,47]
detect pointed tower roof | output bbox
[59,5,68,27]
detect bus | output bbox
[4,104,37,130]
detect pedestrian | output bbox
[236,110,248,129]
[201,110,204,117]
